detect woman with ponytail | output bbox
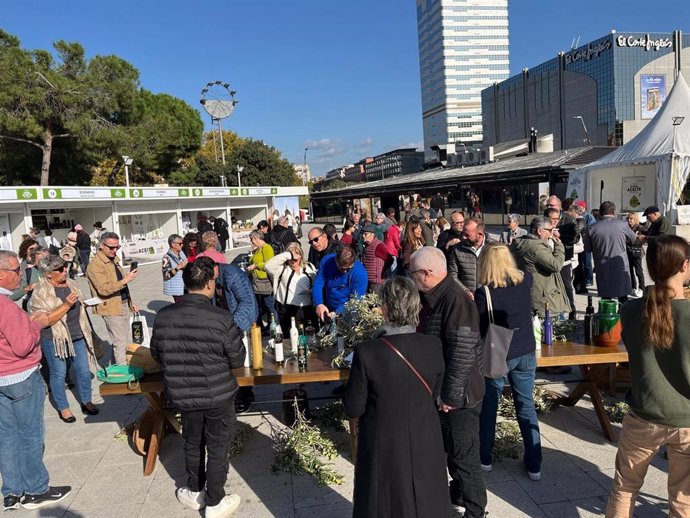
[606,235,690,518]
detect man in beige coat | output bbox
[86,232,138,365]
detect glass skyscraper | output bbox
[416,0,510,161]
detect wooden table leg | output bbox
[563,364,616,442]
[140,392,168,476]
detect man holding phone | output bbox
[86,232,138,365]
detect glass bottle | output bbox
[305,321,317,349]
[543,303,553,346]
[298,324,308,372]
[274,325,284,364]
[289,317,299,355]
[584,295,595,345]
[269,313,277,340]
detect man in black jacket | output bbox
[210,216,230,251]
[151,257,245,517]
[410,246,487,518]
[307,227,339,269]
[270,216,298,254]
[545,195,578,319]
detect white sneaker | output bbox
[176,487,205,510]
[635,288,643,298]
[528,471,542,481]
[205,494,241,518]
[480,463,493,472]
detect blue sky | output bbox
[1,1,689,176]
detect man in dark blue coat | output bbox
[151,257,245,516]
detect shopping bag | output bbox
[129,312,151,348]
[481,286,514,379]
[126,343,161,374]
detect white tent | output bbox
[568,72,690,219]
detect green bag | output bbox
[97,365,144,389]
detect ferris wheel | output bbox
[200,81,238,120]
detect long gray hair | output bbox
[379,277,420,327]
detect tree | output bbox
[0,30,141,185]
[227,138,299,187]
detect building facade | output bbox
[482,31,690,150]
[416,0,510,161]
[364,148,424,181]
[293,164,311,184]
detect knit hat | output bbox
[74,224,83,231]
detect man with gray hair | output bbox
[86,232,139,365]
[511,217,570,317]
[0,250,72,511]
[409,246,486,518]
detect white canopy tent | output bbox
[568,72,690,220]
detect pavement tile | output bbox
[67,462,155,511]
[294,501,353,518]
[43,450,104,489]
[486,480,548,517]
[63,505,144,518]
[540,496,609,517]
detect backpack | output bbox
[271,229,287,255]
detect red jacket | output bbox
[0,294,42,377]
[384,225,402,257]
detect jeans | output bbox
[181,403,236,507]
[79,249,90,274]
[41,336,92,411]
[256,293,278,331]
[583,251,593,285]
[439,404,487,518]
[0,369,50,497]
[606,412,690,518]
[479,352,542,474]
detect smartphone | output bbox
[130,261,138,271]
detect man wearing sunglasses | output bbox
[306,227,338,270]
[511,217,570,318]
[0,251,72,511]
[86,232,139,365]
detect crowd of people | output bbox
[0,195,687,517]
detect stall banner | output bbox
[566,170,587,201]
[129,188,179,199]
[121,238,168,262]
[641,74,666,120]
[1,189,38,201]
[232,229,252,248]
[192,188,231,197]
[622,176,649,212]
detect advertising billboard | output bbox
[641,74,666,119]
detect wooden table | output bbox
[535,341,628,441]
[102,341,628,475]
[100,348,349,476]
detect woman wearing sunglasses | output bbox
[30,256,99,423]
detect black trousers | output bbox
[628,252,645,291]
[276,302,318,335]
[439,404,487,518]
[560,263,575,314]
[181,402,236,507]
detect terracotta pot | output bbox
[593,319,622,347]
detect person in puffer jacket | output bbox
[150,257,245,516]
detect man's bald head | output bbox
[546,196,562,211]
[409,246,447,292]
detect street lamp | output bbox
[236,165,244,189]
[672,116,685,155]
[122,155,134,187]
[572,116,592,146]
[220,175,226,187]
[303,147,309,186]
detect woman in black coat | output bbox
[344,277,450,518]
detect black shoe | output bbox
[235,399,251,414]
[80,403,99,415]
[58,411,76,424]
[21,486,71,510]
[3,494,21,511]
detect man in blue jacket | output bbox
[313,246,367,321]
[217,261,258,412]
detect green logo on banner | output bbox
[271,188,277,194]
[17,188,37,200]
[178,188,189,197]
[241,188,249,196]
[192,188,203,197]
[129,189,142,199]
[230,188,238,196]
[111,189,125,198]
[43,188,62,200]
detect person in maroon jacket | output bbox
[361,224,391,295]
[0,250,71,511]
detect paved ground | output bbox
[3,225,672,518]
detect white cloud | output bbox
[355,137,375,154]
[304,138,346,165]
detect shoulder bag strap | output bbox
[484,286,495,324]
[379,336,432,396]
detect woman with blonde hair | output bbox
[626,212,645,297]
[474,242,542,480]
[30,255,99,423]
[401,220,425,274]
[606,235,690,518]
[265,242,317,333]
[247,230,276,333]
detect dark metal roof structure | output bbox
[312,146,616,200]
